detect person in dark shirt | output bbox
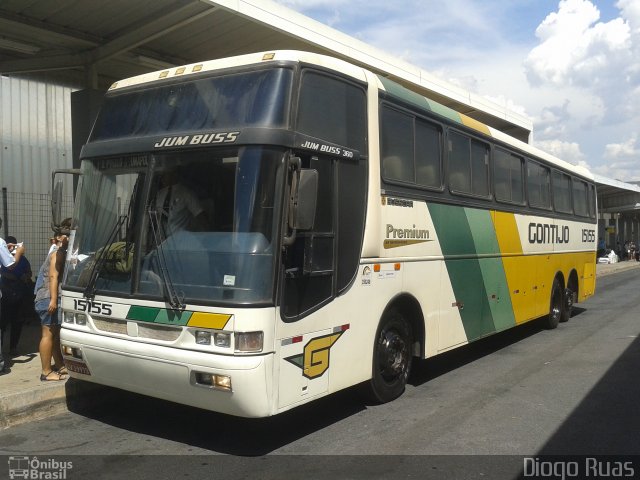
[1,235,34,358]
[0,218,26,374]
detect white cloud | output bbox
[604,134,640,159]
[533,138,587,165]
[591,134,640,180]
[524,0,631,87]
[273,0,640,179]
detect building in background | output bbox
[0,76,75,269]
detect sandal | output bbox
[53,365,68,375]
[40,371,67,382]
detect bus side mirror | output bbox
[283,167,318,247]
[291,169,318,230]
[51,168,81,232]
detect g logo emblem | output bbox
[285,331,344,379]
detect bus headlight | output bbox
[214,332,231,348]
[62,311,87,325]
[235,331,263,353]
[195,330,212,345]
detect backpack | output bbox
[95,241,134,274]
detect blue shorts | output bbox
[35,298,60,326]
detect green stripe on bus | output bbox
[429,204,515,341]
[424,98,462,125]
[377,75,463,125]
[154,309,192,326]
[127,306,161,322]
[126,306,193,326]
[464,209,515,331]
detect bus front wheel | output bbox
[364,309,413,404]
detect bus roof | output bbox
[107,50,368,91]
[108,49,593,181]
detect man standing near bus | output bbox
[0,217,26,374]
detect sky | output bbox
[274,0,640,181]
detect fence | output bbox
[1,188,74,276]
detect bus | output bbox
[59,50,597,417]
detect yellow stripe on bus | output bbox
[187,313,232,330]
[460,113,491,136]
[493,211,532,324]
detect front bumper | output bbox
[61,328,274,418]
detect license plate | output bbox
[64,359,91,376]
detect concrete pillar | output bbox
[598,217,607,249]
[609,216,617,252]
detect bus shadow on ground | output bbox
[64,309,587,455]
[535,333,640,455]
[65,379,367,455]
[409,308,586,387]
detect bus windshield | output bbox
[90,67,292,141]
[65,146,286,305]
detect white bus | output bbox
[60,50,597,417]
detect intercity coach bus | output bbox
[59,50,597,417]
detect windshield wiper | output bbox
[147,207,186,311]
[84,215,128,300]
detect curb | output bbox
[596,261,640,277]
[0,379,110,430]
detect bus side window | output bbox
[494,148,524,204]
[528,160,551,209]
[380,106,413,183]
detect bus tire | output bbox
[545,278,563,330]
[560,288,573,322]
[364,308,412,404]
[560,277,577,323]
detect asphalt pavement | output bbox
[1,259,639,430]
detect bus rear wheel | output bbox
[365,309,412,404]
[545,278,563,330]
[560,288,574,322]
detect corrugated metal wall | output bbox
[0,76,73,193]
[0,75,75,272]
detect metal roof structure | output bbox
[0,0,532,142]
[1,0,638,206]
[595,174,640,214]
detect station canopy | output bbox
[0,0,532,142]
[2,0,639,205]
